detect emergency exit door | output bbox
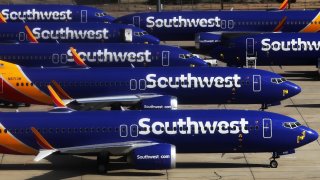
[246,38,255,56]
[133,16,140,27]
[162,51,170,66]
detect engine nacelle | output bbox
[139,96,178,110]
[195,32,222,50]
[128,143,176,170]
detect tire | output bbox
[270,160,278,168]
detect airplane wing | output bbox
[31,127,158,161]
[47,84,164,110]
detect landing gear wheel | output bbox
[270,160,278,168]
[97,153,109,174]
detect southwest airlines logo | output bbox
[138,117,249,135]
[146,16,221,28]
[261,38,320,51]
[66,49,152,63]
[146,73,241,88]
[32,27,109,40]
[1,9,72,21]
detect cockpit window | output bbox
[95,12,109,17]
[134,31,148,36]
[271,78,287,84]
[179,53,194,59]
[283,122,302,129]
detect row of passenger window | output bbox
[2,125,260,135]
[236,20,318,26]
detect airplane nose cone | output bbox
[305,128,319,144]
[284,81,301,98]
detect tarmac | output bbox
[0,65,318,180]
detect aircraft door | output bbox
[253,75,261,92]
[130,124,139,137]
[263,118,272,138]
[60,54,67,64]
[162,51,170,66]
[133,16,140,27]
[221,20,226,29]
[246,38,255,56]
[52,54,59,64]
[139,79,146,90]
[81,10,87,23]
[124,28,133,42]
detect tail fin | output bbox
[47,85,67,108]
[0,12,7,23]
[279,0,288,10]
[70,47,88,68]
[25,25,38,43]
[273,16,287,32]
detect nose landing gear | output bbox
[269,152,280,168]
[97,152,109,174]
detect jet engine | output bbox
[128,143,176,170]
[136,95,178,110]
[195,32,222,50]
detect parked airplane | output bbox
[209,33,320,71]
[0,4,114,23]
[0,109,316,173]
[0,23,159,44]
[0,60,300,110]
[114,10,320,43]
[0,43,207,67]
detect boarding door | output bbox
[124,28,133,42]
[81,10,87,23]
[52,54,59,64]
[263,118,272,138]
[253,75,261,92]
[133,16,140,27]
[246,38,255,56]
[162,51,170,66]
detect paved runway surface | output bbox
[0,66,318,180]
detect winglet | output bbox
[70,47,88,68]
[50,80,72,100]
[31,127,55,150]
[48,85,67,108]
[273,16,287,32]
[279,0,288,10]
[0,12,7,23]
[25,25,38,43]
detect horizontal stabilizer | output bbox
[34,149,57,162]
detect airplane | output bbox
[209,33,320,72]
[0,4,115,23]
[0,43,207,67]
[0,60,301,110]
[0,23,160,44]
[114,10,320,43]
[0,109,316,173]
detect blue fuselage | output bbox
[0,22,159,44]
[0,43,206,67]
[115,10,320,41]
[0,5,114,22]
